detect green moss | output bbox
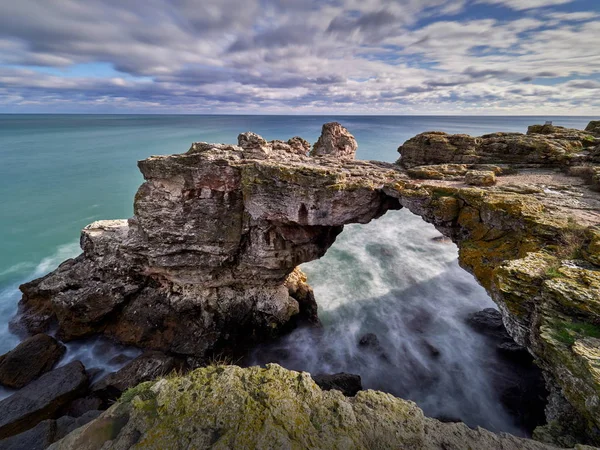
[552,321,600,346]
[120,381,155,403]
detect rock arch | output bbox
[15,122,600,444]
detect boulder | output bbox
[0,334,66,389]
[310,122,357,159]
[48,364,574,450]
[91,351,185,403]
[465,170,496,186]
[0,410,101,450]
[0,420,56,450]
[312,372,362,396]
[0,361,88,439]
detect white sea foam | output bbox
[251,208,526,436]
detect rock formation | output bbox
[49,364,585,450]
[0,333,65,389]
[13,120,600,445]
[310,121,358,159]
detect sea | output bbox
[0,114,595,433]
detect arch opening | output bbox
[248,208,548,437]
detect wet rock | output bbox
[310,122,357,159]
[312,372,362,396]
[465,170,496,186]
[0,420,57,450]
[0,361,88,439]
[358,332,380,348]
[465,308,507,340]
[65,395,103,417]
[0,334,66,389]
[55,410,102,441]
[91,351,185,404]
[0,410,102,450]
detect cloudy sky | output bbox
[0,0,598,114]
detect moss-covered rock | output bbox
[49,364,577,450]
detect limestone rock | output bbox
[397,128,593,168]
[0,334,65,389]
[310,122,357,159]
[0,361,88,439]
[48,364,576,450]
[465,170,496,186]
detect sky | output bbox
[0,0,599,115]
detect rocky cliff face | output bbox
[15,121,600,445]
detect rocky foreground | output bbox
[1,121,600,448]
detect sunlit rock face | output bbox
[15,120,600,445]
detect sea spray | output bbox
[0,241,140,399]
[250,208,529,436]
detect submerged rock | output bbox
[49,364,577,450]
[0,333,65,389]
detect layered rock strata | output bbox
[14,121,600,445]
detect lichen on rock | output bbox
[49,364,578,450]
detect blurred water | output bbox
[251,209,528,436]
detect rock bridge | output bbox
[16,121,600,444]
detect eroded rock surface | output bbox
[14,120,600,445]
[49,364,586,450]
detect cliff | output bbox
[14,121,600,445]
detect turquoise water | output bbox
[0,114,595,428]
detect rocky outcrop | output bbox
[15,123,397,358]
[13,120,600,445]
[310,122,358,159]
[0,361,89,439]
[49,364,583,450]
[397,126,599,169]
[0,333,65,389]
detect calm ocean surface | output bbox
[0,114,595,431]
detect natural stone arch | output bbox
[15,122,600,444]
